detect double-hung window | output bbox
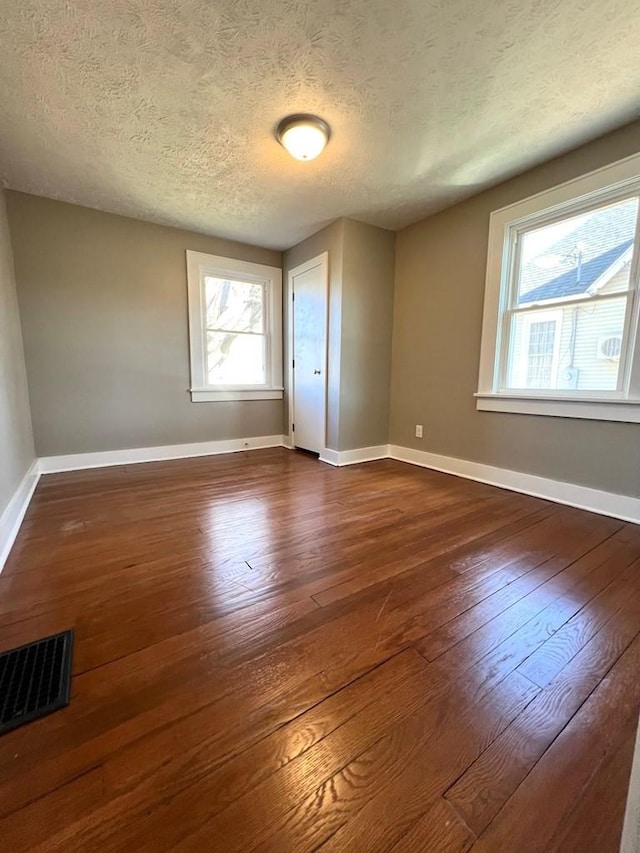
[477,153,640,422]
[186,251,283,402]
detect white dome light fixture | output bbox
[276,114,331,161]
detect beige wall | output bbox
[7,192,282,457]
[339,219,395,450]
[0,190,35,514]
[283,218,395,451]
[390,120,640,497]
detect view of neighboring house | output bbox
[508,197,638,392]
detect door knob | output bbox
[313,369,321,375]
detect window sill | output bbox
[475,393,640,423]
[190,388,284,403]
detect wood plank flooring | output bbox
[1,447,639,851]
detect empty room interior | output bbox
[2,1,640,850]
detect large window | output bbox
[477,154,640,423]
[186,251,282,402]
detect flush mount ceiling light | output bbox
[276,114,331,161]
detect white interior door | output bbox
[290,254,328,453]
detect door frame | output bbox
[287,252,329,451]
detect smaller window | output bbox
[186,252,283,402]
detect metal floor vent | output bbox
[0,630,74,735]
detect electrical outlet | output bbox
[415,424,423,438]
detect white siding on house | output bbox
[556,264,630,391]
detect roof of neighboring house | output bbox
[519,238,633,304]
[518,198,637,305]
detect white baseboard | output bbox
[39,435,287,474]
[320,445,390,467]
[281,434,295,450]
[319,448,339,466]
[389,444,640,525]
[5,440,637,576]
[310,441,640,523]
[0,460,40,573]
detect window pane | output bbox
[526,320,557,387]
[205,277,264,333]
[507,297,628,391]
[508,311,560,390]
[207,332,265,385]
[516,196,638,307]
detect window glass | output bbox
[204,277,266,385]
[503,196,638,393]
[206,330,265,385]
[516,197,638,307]
[205,277,264,333]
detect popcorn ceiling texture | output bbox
[0,0,638,249]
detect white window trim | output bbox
[186,251,283,402]
[476,150,640,424]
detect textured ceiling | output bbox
[0,1,639,250]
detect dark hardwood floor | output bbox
[1,447,639,851]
